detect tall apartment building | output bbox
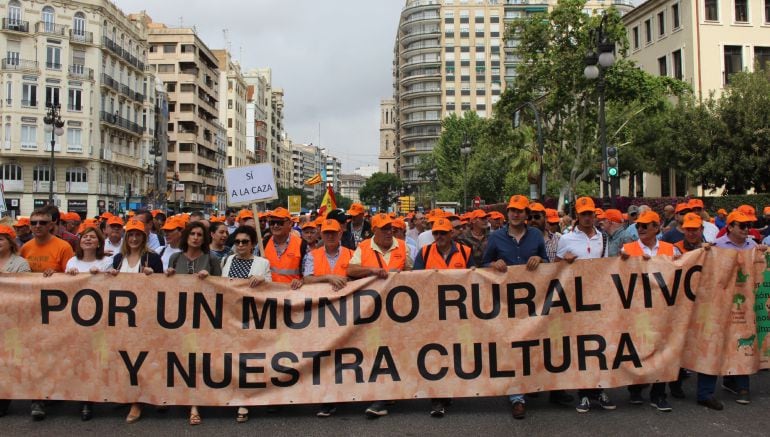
[622,0,770,197]
[213,49,251,168]
[145,18,222,212]
[245,72,268,163]
[244,68,287,186]
[392,0,633,183]
[213,120,227,211]
[379,98,396,174]
[0,0,153,217]
[323,149,342,193]
[291,143,324,200]
[339,173,367,203]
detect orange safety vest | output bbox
[674,240,687,254]
[422,242,469,270]
[623,240,675,257]
[311,245,353,276]
[358,238,407,271]
[264,234,303,283]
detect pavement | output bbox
[2,372,770,436]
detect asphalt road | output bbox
[2,373,770,436]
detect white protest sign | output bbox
[224,164,278,206]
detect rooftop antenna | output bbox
[178,16,183,28]
[223,28,231,53]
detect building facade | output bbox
[0,0,153,218]
[339,173,367,203]
[213,49,251,168]
[379,98,396,174]
[145,18,222,212]
[323,149,342,193]
[245,72,268,163]
[622,0,770,197]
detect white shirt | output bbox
[104,238,122,256]
[556,227,606,260]
[157,245,182,271]
[417,229,435,248]
[65,256,113,273]
[147,232,161,252]
[702,221,719,243]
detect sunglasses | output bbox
[234,238,251,245]
[432,231,449,236]
[638,222,659,230]
[453,225,464,230]
[677,210,691,215]
[30,220,50,226]
[528,214,543,220]
[269,220,287,227]
[734,222,750,230]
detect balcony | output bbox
[0,180,23,192]
[21,99,38,108]
[1,19,29,33]
[68,65,93,80]
[101,73,120,92]
[1,58,38,72]
[45,62,62,71]
[66,182,89,193]
[69,29,94,45]
[100,111,143,135]
[35,21,66,36]
[102,36,121,56]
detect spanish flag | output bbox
[304,173,322,185]
[318,184,337,216]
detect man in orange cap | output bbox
[346,203,372,248]
[419,208,447,248]
[264,207,308,286]
[526,202,560,263]
[715,205,763,242]
[482,194,547,419]
[675,213,708,254]
[12,217,32,248]
[347,212,412,418]
[599,209,635,257]
[300,220,322,249]
[406,211,426,243]
[61,212,82,235]
[104,216,125,256]
[458,209,490,267]
[715,208,728,229]
[545,209,561,235]
[556,197,616,413]
[661,203,691,244]
[687,198,718,242]
[488,211,505,231]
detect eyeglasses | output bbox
[269,220,287,227]
[30,220,50,226]
[734,222,750,230]
[432,231,449,236]
[234,239,251,245]
[638,222,659,230]
[528,214,543,220]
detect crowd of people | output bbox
[0,196,768,423]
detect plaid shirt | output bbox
[544,231,560,262]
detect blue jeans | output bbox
[697,374,749,401]
[508,394,525,404]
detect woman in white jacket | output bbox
[220,225,271,422]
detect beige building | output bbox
[392,0,633,184]
[0,0,154,217]
[340,173,367,203]
[213,49,251,168]
[245,72,268,163]
[379,98,396,174]
[244,68,287,186]
[622,0,770,197]
[145,18,222,212]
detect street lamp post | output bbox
[429,168,437,210]
[584,13,616,208]
[172,171,179,213]
[513,102,545,200]
[43,103,65,204]
[459,135,472,212]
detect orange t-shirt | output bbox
[20,236,75,273]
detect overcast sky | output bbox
[114,0,404,172]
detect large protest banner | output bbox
[0,248,768,406]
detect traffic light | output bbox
[606,146,619,178]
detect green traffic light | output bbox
[608,168,618,177]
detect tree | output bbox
[359,172,402,212]
[733,293,746,310]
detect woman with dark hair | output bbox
[106,219,163,424]
[66,226,112,276]
[165,220,221,425]
[209,221,231,259]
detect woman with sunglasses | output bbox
[219,225,270,422]
[107,219,163,423]
[209,221,231,259]
[165,221,221,426]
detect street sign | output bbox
[224,163,278,206]
[472,196,481,208]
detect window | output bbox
[163,44,176,53]
[68,88,82,111]
[705,0,719,21]
[21,125,37,147]
[73,12,86,36]
[658,56,668,76]
[645,19,652,43]
[66,167,87,183]
[46,46,61,70]
[672,50,683,79]
[22,83,37,107]
[672,3,681,28]
[45,86,60,107]
[157,64,175,73]
[755,46,770,70]
[34,165,52,182]
[724,45,743,84]
[41,6,55,32]
[72,48,86,71]
[7,0,22,24]
[0,164,22,181]
[766,0,770,23]
[658,11,665,35]
[735,0,748,22]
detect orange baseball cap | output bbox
[603,209,623,224]
[594,208,605,219]
[636,210,661,224]
[718,208,728,216]
[682,212,703,229]
[687,198,704,209]
[371,213,393,229]
[13,217,30,227]
[347,203,366,216]
[431,217,453,233]
[427,208,447,222]
[127,211,136,218]
[528,202,546,213]
[62,212,81,222]
[545,208,560,224]
[124,219,146,233]
[468,209,488,220]
[268,207,292,220]
[107,216,125,227]
[0,224,17,240]
[100,211,114,220]
[300,220,317,230]
[161,216,184,231]
[575,197,595,214]
[488,211,505,220]
[507,195,529,210]
[392,217,406,230]
[237,209,254,221]
[674,203,690,214]
[727,210,753,225]
[736,205,757,221]
[320,219,341,233]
